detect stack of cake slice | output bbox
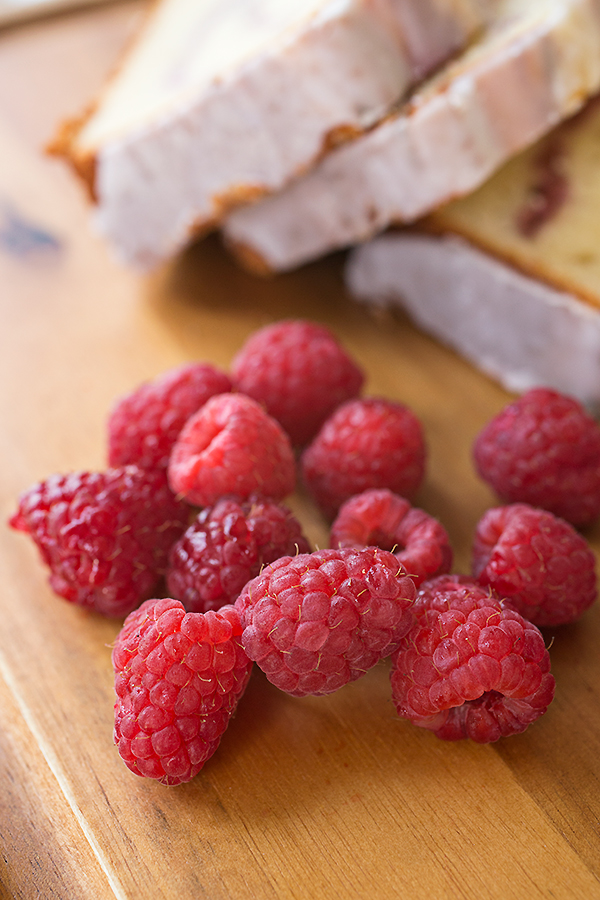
[346,97,600,409]
[54,0,488,267]
[222,0,600,272]
[54,0,600,406]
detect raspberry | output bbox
[330,489,452,587]
[166,496,311,613]
[107,362,232,471]
[112,598,253,785]
[473,387,600,527]
[9,467,189,618]
[472,503,597,627]
[301,397,426,519]
[168,393,296,507]
[231,319,365,446]
[235,547,417,697]
[390,575,555,743]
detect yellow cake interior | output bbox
[428,95,600,309]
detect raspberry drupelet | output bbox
[390,575,555,743]
[9,466,189,618]
[235,547,417,697]
[231,319,365,446]
[472,504,597,627]
[108,362,232,472]
[167,496,311,613]
[112,598,253,785]
[473,387,600,527]
[301,397,426,520]
[330,489,452,587]
[168,393,296,507]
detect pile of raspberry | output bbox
[9,320,599,784]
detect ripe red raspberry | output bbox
[301,397,426,519]
[473,388,600,527]
[166,496,311,613]
[107,362,232,471]
[231,319,364,446]
[235,547,417,697]
[112,598,253,785]
[390,575,555,743]
[330,489,452,587]
[168,393,296,507]
[472,504,597,627]
[9,467,189,618]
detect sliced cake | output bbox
[53,0,486,267]
[345,97,600,409]
[223,0,600,274]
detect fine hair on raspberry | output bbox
[472,503,597,627]
[390,575,555,743]
[330,488,452,586]
[167,495,311,613]
[112,598,253,785]
[235,547,417,697]
[9,467,190,618]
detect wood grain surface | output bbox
[1,5,600,898]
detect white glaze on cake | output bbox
[224,0,600,272]
[63,0,485,267]
[346,232,600,408]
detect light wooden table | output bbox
[1,5,600,897]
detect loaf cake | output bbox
[53,0,486,268]
[223,0,600,274]
[345,96,600,409]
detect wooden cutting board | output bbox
[1,5,600,897]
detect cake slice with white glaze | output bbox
[54,0,486,267]
[345,97,600,409]
[224,0,600,274]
